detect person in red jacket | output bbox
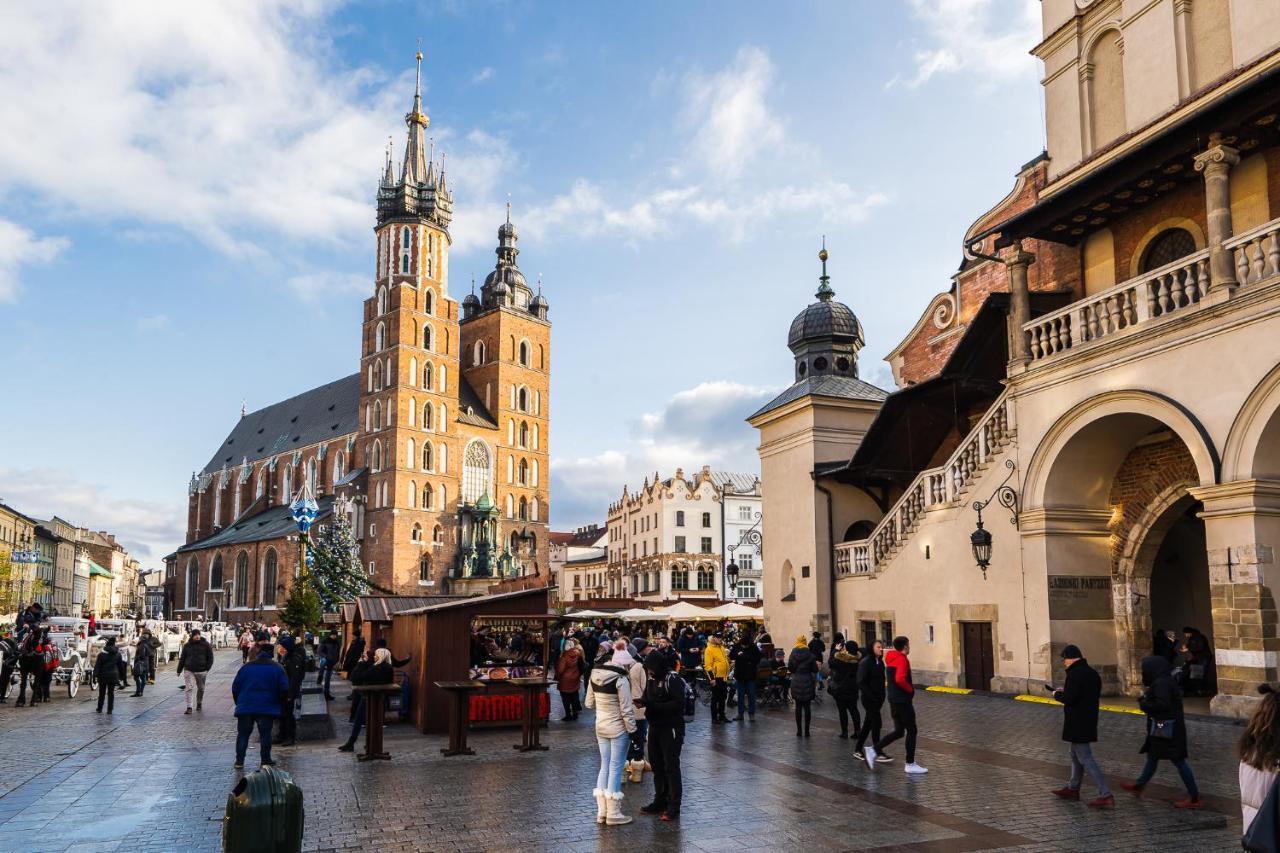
[865,636,928,774]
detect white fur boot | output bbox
[605,791,633,826]
[592,788,607,824]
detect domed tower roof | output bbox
[786,242,866,382]
[477,202,537,313]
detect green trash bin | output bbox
[223,765,304,853]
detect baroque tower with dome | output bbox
[747,246,887,646]
[171,53,551,616]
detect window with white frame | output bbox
[462,440,491,503]
[400,226,411,274]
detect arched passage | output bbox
[1026,391,1218,693]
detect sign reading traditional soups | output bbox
[1047,575,1112,621]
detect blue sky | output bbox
[0,0,1043,563]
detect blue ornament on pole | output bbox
[289,483,319,535]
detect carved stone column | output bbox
[1193,133,1240,291]
[1006,242,1035,366]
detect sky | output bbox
[0,0,1045,565]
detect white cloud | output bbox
[470,67,495,84]
[286,271,368,303]
[0,467,185,563]
[0,3,517,265]
[0,218,69,302]
[135,313,170,331]
[889,0,1041,89]
[680,46,784,181]
[550,381,777,527]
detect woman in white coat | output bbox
[585,643,638,826]
[1240,685,1280,832]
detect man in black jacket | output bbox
[729,634,762,721]
[639,652,685,822]
[1051,644,1113,807]
[277,635,307,746]
[317,630,340,700]
[177,628,214,714]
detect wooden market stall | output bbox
[389,587,558,734]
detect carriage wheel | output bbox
[68,664,81,698]
[87,668,97,691]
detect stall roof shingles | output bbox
[202,374,361,475]
[355,595,469,623]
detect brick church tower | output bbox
[356,50,463,589]
[456,204,551,590]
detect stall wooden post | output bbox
[354,683,399,761]
[435,680,484,756]
[508,677,553,752]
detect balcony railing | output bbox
[835,390,1014,578]
[1022,215,1280,366]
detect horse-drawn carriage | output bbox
[45,617,97,698]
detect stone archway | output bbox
[1026,391,1217,692]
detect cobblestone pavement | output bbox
[0,651,1249,852]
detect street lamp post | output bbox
[10,534,40,611]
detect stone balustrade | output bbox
[836,391,1014,577]
[1228,218,1280,286]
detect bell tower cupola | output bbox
[787,241,865,381]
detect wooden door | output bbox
[961,622,994,691]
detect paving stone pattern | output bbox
[0,651,1249,852]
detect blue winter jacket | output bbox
[231,651,290,717]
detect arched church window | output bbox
[474,340,486,366]
[424,288,434,315]
[371,440,383,473]
[531,497,539,522]
[423,325,433,351]
[519,421,529,448]
[409,357,417,387]
[375,322,386,352]
[406,438,415,469]
[518,387,528,412]
[409,481,418,508]
[374,400,383,430]
[518,340,531,366]
[432,524,443,544]
[424,362,434,390]
[419,553,432,582]
[462,440,492,503]
[262,550,278,605]
[333,452,345,483]
[400,226,411,274]
[1140,228,1197,274]
[209,554,223,591]
[423,402,433,431]
[519,496,528,520]
[234,552,248,607]
[185,558,200,609]
[377,286,387,316]
[506,494,514,518]
[422,440,433,472]
[374,360,383,391]
[411,522,422,543]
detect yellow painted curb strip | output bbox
[926,686,973,695]
[1012,693,1145,715]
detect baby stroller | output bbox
[759,665,791,710]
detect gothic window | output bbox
[506,456,514,484]
[439,403,447,432]
[423,485,434,510]
[406,438,415,469]
[375,322,386,352]
[424,361,434,390]
[432,524,443,544]
[333,452,345,484]
[419,553,432,582]
[409,481,418,508]
[440,365,447,393]
[400,226,411,274]
[411,522,422,543]
[377,286,387,316]
[506,494,514,518]
[423,402,433,431]
[439,443,447,473]
[422,441,433,472]
[306,459,317,493]
[234,552,248,607]
[1139,228,1197,274]
[213,484,223,527]
[439,483,447,509]
[367,365,374,392]
[462,440,492,503]
[518,386,528,412]
[255,468,264,499]
[518,340,531,366]
[374,360,383,391]
[519,421,529,448]
[371,440,383,473]
[519,496,528,520]
[408,398,416,427]
[374,401,383,431]
[530,497,539,522]
[409,357,417,387]
[262,550,278,606]
[185,558,199,609]
[282,466,293,503]
[424,288,434,315]
[209,554,223,591]
[423,325,433,351]
[474,340,486,366]
[518,458,529,486]
[532,423,539,450]
[532,459,539,487]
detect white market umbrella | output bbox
[565,609,612,619]
[654,601,714,621]
[705,602,766,620]
[615,608,659,621]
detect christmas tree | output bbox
[279,574,322,632]
[306,506,391,610]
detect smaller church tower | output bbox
[355,50,463,592]
[457,205,551,583]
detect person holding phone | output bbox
[1049,644,1113,807]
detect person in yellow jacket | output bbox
[704,635,731,724]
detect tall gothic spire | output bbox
[382,136,395,186]
[402,47,430,184]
